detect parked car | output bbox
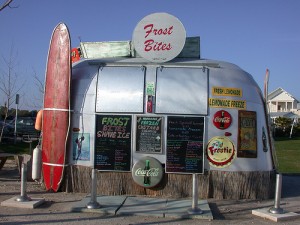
[8,117,40,138]
[0,120,14,137]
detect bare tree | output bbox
[26,69,44,110]
[0,45,24,142]
[33,70,44,95]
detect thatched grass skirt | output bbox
[62,166,276,200]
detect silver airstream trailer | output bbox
[65,13,275,200]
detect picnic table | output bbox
[0,151,33,181]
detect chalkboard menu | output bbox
[95,115,132,171]
[166,116,204,174]
[136,116,162,153]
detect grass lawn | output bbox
[274,136,300,174]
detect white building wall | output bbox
[268,91,298,112]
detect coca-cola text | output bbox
[135,168,159,177]
[214,116,231,124]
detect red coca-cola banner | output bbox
[213,110,232,130]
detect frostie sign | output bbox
[206,136,236,168]
[133,13,186,63]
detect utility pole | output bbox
[14,94,19,144]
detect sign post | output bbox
[187,174,203,215]
[86,168,101,209]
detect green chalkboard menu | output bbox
[166,116,204,174]
[136,116,162,153]
[95,115,132,171]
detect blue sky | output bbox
[0,0,299,110]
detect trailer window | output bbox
[96,66,145,113]
[155,67,208,115]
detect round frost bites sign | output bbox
[132,156,163,188]
[132,13,186,63]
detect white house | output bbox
[267,87,299,122]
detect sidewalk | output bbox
[1,160,299,225]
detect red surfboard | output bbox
[42,23,71,192]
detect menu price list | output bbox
[166,116,204,174]
[136,116,162,153]
[94,115,132,171]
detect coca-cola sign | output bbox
[132,156,163,188]
[213,110,232,130]
[132,13,186,63]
